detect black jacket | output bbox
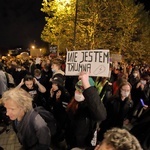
[66,86,107,148]
[130,107,150,150]
[100,95,133,129]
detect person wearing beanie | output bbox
[66,71,107,149]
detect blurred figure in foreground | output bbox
[95,128,142,150]
[1,88,51,150]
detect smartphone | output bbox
[140,99,145,106]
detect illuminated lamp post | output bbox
[31,45,35,49]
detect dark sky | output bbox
[0,0,149,52]
[0,0,46,50]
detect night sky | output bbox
[0,0,149,53]
[0,0,46,51]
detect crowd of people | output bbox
[0,55,149,150]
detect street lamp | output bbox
[31,45,35,49]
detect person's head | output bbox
[34,69,41,79]
[24,74,35,89]
[74,77,95,102]
[43,63,51,72]
[117,81,132,100]
[51,77,64,91]
[51,58,62,72]
[0,88,33,121]
[95,128,142,150]
[140,73,149,85]
[132,70,140,78]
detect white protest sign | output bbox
[65,49,110,77]
[35,57,41,64]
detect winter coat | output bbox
[66,86,107,148]
[100,95,133,131]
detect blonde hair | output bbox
[103,128,143,150]
[1,88,33,112]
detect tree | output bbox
[41,0,150,63]
[41,0,76,54]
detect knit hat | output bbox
[75,77,95,93]
[52,77,64,87]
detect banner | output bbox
[65,50,110,77]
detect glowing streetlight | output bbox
[31,45,35,49]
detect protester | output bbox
[132,73,150,118]
[66,71,107,149]
[0,88,51,150]
[13,64,28,85]
[95,77,112,106]
[49,76,71,147]
[16,74,46,107]
[50,58,65,83]
[95,128,143,150]
[98,81,133,141]
[28,59,37,76]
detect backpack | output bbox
[32,106,57,136]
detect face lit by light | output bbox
[4,99,25,121]
[25,80,34,89]
[121,84,131,93]
[51,64,59,71]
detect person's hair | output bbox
[51,58,62,68]
[66,97,79,114]
[24,74,34,81]
[141,73,149,82]
[116,81,132,100]
[43,63,50,71]
[116,76,127,86]
[103,128,143,150]
[119,81,132,91]
[34,69,41,76]
[1,88,33,112]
